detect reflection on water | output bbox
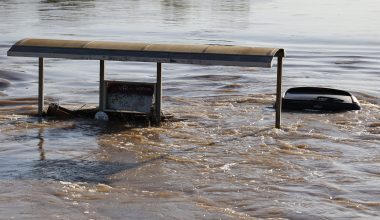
[159,0,251,28]
[37,127,45,160]
[40,0,95,8]
[160,0,191,23]
[38,0,95,23]
[0,0,380,219]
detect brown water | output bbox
[1,0,380,219]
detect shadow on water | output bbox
[29,159,136,184]
[16,117,192,184]
[4,118,165,184]
[28,152,168,184]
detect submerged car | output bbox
[280,87,361,112]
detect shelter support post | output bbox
[275,56,283,129]
[155,62,162,125]
[38,57,44,116]
[99,60,105,111]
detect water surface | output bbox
[0,0,379,219]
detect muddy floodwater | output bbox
[0,0,380,219]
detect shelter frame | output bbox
[8,38,285,128]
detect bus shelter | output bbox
[7,38,285,128]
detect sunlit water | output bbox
[0,0,379,219]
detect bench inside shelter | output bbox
[7,38,285,128]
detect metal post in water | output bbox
[38,57,44,116]
[99,60,105,111]
[155,62,162,125]
[275,56,283,129]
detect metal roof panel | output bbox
[8,38,284,67]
